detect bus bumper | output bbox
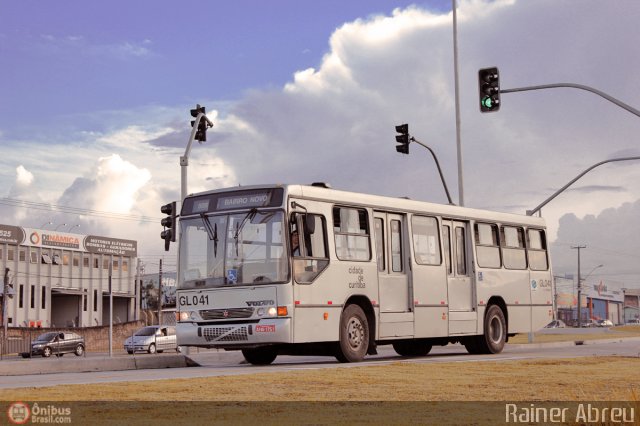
[177,318,291,348]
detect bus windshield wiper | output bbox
[233,208,257,255]
[200,213,219,256]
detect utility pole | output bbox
[108,261,113,357]
[2,268,9,341]
[572,245,586,328]
[157,259,163,326]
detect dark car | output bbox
[21,332,85,358]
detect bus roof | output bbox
[185,183,547,228]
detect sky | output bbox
[1,0,639,289]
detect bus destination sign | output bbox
[216,193,272,210]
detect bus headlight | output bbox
[267,307,277,317]
[179,311,197,321]
[257,307,266,317]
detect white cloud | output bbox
[15,165,34,186]
[1,0,639,282]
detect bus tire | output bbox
[335,304,369,363]
[463,338,481,354]
[478,304,507,354]
[242,347,278,365]
[392,341,432,357]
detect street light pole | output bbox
[527,156,640,216]
[572,245,586,328]
[452,0,464,206]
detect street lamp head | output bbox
[54,223,68,231]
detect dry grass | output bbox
[4,356,639,425]
[2,356,639,402]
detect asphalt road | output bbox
[1,337,639,390]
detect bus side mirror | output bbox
[305,214,316,234]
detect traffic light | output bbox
[190,104,210,142]
[478,67,500,112]
[395,124,410,154]
[160,201,177,251]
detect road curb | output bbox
[0,354,193,376]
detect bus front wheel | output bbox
[335,304,369,363]
[242,347,278,365]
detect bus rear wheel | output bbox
[242,347,278,365]
[472,304,506,354]
[392,341,432,357]
[335,304,369,363]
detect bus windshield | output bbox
[179,210,288,289]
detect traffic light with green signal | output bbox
[478,67,500,112]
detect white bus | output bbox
[175,183,553,364]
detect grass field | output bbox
[3,349,639,424]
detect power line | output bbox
[0,197,161,223]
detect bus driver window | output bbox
[290,213,329,283]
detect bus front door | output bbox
[374,212,413,338]
[442,220,476,334]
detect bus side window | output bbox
[527,229,549,271]
[501,226,527,270]
[474,223,501,268]
[333,207,371,261]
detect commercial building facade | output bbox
[0,224,138,328]
[624,288,640,323]
[555,276,625,325]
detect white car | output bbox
[124,325,181,354]
[596,319,614,327]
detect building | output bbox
[555,276,624,325]
[0,223,139,328]
[623,288,640,323]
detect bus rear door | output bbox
[442,219,477,334]
[374,212,414,337]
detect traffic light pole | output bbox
[500,83,640,118]
[180,112,213,201]
[410,137,455,205]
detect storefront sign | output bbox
[24,228,81,250]
[84,236,137,257]
[0,224,25,245]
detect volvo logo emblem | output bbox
[223,310,229,318]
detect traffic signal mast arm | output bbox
[409,136,455,206]
[500,83,640,118]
